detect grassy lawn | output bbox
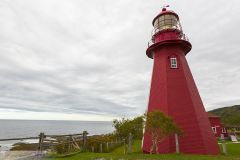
[46,140,240,160]
[219,142,240,156]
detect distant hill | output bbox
[208,105,240,126]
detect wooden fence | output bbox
[0,131,87,157]
[0,131,131,156]
[38,132,86,153]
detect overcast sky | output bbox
[0,0,239,121]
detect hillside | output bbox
[208,105,240,126]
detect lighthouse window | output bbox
[170,58,177,68]
[154,14,179,31]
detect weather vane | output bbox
[161,5,169,11]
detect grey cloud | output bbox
[0,0,239,119]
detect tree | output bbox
[145,110,183,154]
[113,116,144,140]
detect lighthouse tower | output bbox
[142,7,219,154]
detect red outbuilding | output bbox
[208,113,228,137]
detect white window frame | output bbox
[212,127,217,133]
[170,57,177,68]
[222,127,226,133]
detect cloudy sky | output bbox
[0,0,239,121]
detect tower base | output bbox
[142,45,220,155]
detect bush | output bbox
[54,143,69,154]
[86,134,122,153]
[113,116,144,141]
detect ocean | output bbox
[0,119,114,151]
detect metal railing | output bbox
[148,29,189,47]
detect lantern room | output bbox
[147,7,191,60]
[152,8,182,33]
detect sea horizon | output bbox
[0,119,114,139]
[0,118,113,122]
[0,119,114,151]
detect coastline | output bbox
[0,139,39,151]
[0,139,40,160]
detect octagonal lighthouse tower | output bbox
[142,7,219,154]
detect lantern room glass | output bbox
[154,14,180,31]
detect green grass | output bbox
[45,140,240,160]
[111,139,142,154]
[219,143,240,156]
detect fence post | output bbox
[175,133,179,154]
[82,131,88,151]
[100,143,102,153]
[38,132,45,153]
[106,142,109,152]
[128,133,133,154]
[68,135,72,152]
[123,139,126,155]
[221,134,227,155]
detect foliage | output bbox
[145,110,182,154]
[86,133,121,153]
[54,143,71,154]
[53,133,120,154]
[112,139,142,154]
[53,136,81,154]
[209,105,240,126]
[112,116,144,140]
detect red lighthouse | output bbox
[142,7,219,154]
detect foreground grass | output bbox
[46,140,240,160]
[46,153,240,160]
[219,142,240,156]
